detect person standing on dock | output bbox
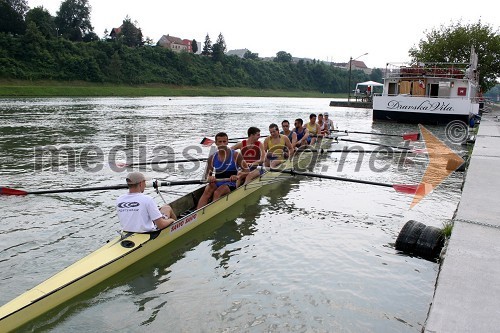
[116,172,177,232]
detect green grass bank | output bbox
[0,80,343,98]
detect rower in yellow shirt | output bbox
[305,113,321,145]
[263,123,294,168]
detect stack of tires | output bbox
[395,220,445,261]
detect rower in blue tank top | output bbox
[196,132,250,209]
[292,118,310,148]
[213,148,238,189]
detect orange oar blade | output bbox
[0,187,28,196]
[403,132,420,141]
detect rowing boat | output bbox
[0,138,333,331]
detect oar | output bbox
[117,157,208,167]
[269,168,420,194]
[0,179,208,196]
[201,135,268,146]
[336,138,412,150]
[333,130,420,141]
[301,148,427,154]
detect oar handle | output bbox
[156,177,232,187]
[157,179,207,186]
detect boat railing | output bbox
[384,62,473,80]
[380,93,476,100]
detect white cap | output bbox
[126,172,146,185]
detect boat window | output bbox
[430,84,439,97]
[438,83,451,98]
[388,82,397,95]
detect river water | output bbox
[0,97,465,332]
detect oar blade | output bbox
[403,132,420,141]
[392,184,420,194]
[200,137,215,146]
[0,187,28,196]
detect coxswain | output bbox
[324,112,335,133]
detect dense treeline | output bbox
[0,30,371,92]
[5,0,496,95]
[0,0,376,92]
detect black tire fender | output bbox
[395,220,426,253]
[414,226,444,259]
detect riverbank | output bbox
[424,106,500,332]
[0,80,342,98]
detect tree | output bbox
[144,36,154,46]
[120,16,143,47]
[202,33,212,56]
[243,50,259,60]
[5,0,28,17]
[26,6,56,39]
[191,39,198,54]
[369,68,383,83]
[215,33,226,53]
[409,20,500,93]
[274,51,292,63]
[0,0,27,34]
[55,0,94,42]
[484,84,499,98]
[212,43,224,62]
[82,31,98,42]
[108,51,122,82]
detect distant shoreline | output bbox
[0,80,342,98]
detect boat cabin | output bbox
[372,59,480,124]
[383,62,478,100]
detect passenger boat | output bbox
[0,138,333,332]
[372,47,481,124]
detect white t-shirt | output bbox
[326,119,335,131]
[116,193,163,232]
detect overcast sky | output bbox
[27,0,497,68]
